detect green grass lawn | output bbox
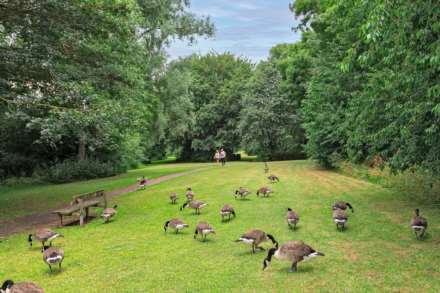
[0,162,208,220]
[1,161,439,292]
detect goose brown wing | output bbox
[35,229,56,241]
[221,204,234,212]
[287,211,299,220]
[333,209,348,220]
[10,282,45,293]
[412,216,428,227]
[242,229,263,240]
[196,222,210,230]
[169,218,184,227]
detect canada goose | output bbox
[256,187,272,197]
[234,187,250,199]
[185,187,195,201]
[42,246,64,272]
[411,208,428,240]
[164,218,188,234]
[267,175,279,183]
[333,209,348,231]
[170,192,178,204]
[194,222,216,241]
[101,205,118,223]
[1,280,44,293]
[28,229,63,248]
[220,204,236,221]
[235,229,278,253]
[332,201,354,212]
[286,208,300,230]
[180,200,207,214]
[138,176,147,190]
[263,240,324,272]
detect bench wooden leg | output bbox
[60,215,63,226]
[85,207,89,221]
[79,207,84,227]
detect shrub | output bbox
[46,159,122,183]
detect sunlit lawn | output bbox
[1,161,439,292]
[0,162,207,220]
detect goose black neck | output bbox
[265,247,277,262]
[164,221,170,231]
[415,208,420,216]
[2,280,14,290]
[266,234,278,248]
[346,202,354,212]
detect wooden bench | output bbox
[53,190,107,227]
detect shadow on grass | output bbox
[275,265,315,274]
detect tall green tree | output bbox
[239,61,304,166]
[158,53,252,161]
[0,0,213,178]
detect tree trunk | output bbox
[78,133,86,161]
[264,161,269,173]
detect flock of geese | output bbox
[1,173,430,292]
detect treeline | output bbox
[150,52,306,162]
[285,0,440,176]
[0,0,213,181]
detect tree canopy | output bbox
[0,0,213,179]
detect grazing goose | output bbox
[101,205,118,223]
[194,222,216,241]
[185,187,195,201]
[234,187,251,199]
[28,229,63,248]
[333,209,348,231]
[286,208,300,230]
[42,246,64,272]
[263,240,324,272]
[164,218,189,234]
[267,175,280,183]
[235,229,278,253]
[411,208,428,240]
[256,187,272,197]
[1,280,44,293]
[220,204,236,221]
[332,201,354,212]
[180,200,207,214]
[170,192,178,204]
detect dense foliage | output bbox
[0,0,213,180]
[239,61,304,161]
[156,53,253,161]
[290,0,440,175]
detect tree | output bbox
[158,53,252,161]
[0,0,213,179]
[239,61,304,170]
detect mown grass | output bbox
[0,161,439,292]
[0,162,206,220]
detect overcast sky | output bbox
[167,0,301,62]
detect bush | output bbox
[46,159,122,183]
[0,176,44,186]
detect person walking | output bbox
[214,149,220,163]
[219,148,226,166]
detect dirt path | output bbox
[0,169,203,237]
